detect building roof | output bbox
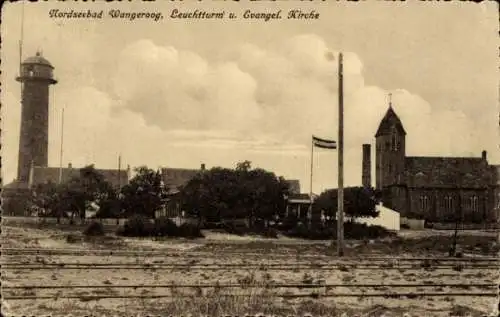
[161,167,203,191]
[23,52,53,68]
[285,179,301,194]
[403,156,494,188]
[286,193,312,204]
[375,106,406,137]
[31,166,128,188]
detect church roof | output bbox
[375,106,406,137]
[23,52,53,68]
[31,166,128,188]
[404,156,495,188]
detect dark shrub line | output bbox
[116,215,203,239]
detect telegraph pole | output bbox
[337,52,345,257]
[58,107,65,184]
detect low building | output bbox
[2,163,130,216]
[285,193,312,219]
[156,164,206,218]
[29,163,130,189]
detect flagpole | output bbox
[309,136,314,227]
[337,52,345,257]
[19,1,25,74]
[118,154,122,189]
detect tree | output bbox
[63,165,117,222]
[180,167,239,225]
[120,166,166,218]
[30,181,63,219]
[239,168,289,227]
[180,163,290,228]
[26,166,117,223]
[312,186,379,219]
[236,160,252,172]
[3,190,31,216]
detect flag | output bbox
[312,135,337,149]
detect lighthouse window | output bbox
[27,66,34,77]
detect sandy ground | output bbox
[1,224,498,316]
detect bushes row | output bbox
[221,221,279,238]
[284,221,395,240]
[217,219,392,240]
[116,215,203,238]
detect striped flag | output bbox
[312,135,337,149]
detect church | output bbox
[373,101,499,224]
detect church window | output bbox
[470,196,478,212]
[391,134,397,151]
[444,195,453,212]
[419,195,429,211]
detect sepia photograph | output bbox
[1,0,499,316]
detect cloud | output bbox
[4,33,487,193]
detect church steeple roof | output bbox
[375,105,406,137]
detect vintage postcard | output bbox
[1,0,499,316]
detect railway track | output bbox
[3,247,499,262]
[3,248,497,307]
[2,263,498,270]
[3,282,497,300]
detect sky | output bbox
[1,1,498,194]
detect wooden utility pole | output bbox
[58,107,65,184]
[337,52,345,257]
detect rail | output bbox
[3,247,499,261]
[2,263,498,270]
[3,283,496,289]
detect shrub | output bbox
[222,221,247,236]
[262,227,279,239]
[283,221,393,240]
[177,223,204,239]
[344,222,394,240]
[154,217,178,236]
[117,214,155,237]
[276,217,298,231]
[83,221,105,236]
[285,223,334,240]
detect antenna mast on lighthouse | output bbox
[18,1,25,84]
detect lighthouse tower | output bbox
[16,51,57,183]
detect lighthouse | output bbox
[16,51,57,183]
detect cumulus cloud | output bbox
[4,33,487,192]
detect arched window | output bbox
[392,133,398,151]
[470,196,478,212]
[419,195,429,211]
[444,195,453,212]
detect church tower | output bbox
[375,95,406,190]
[16,52,57,183]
